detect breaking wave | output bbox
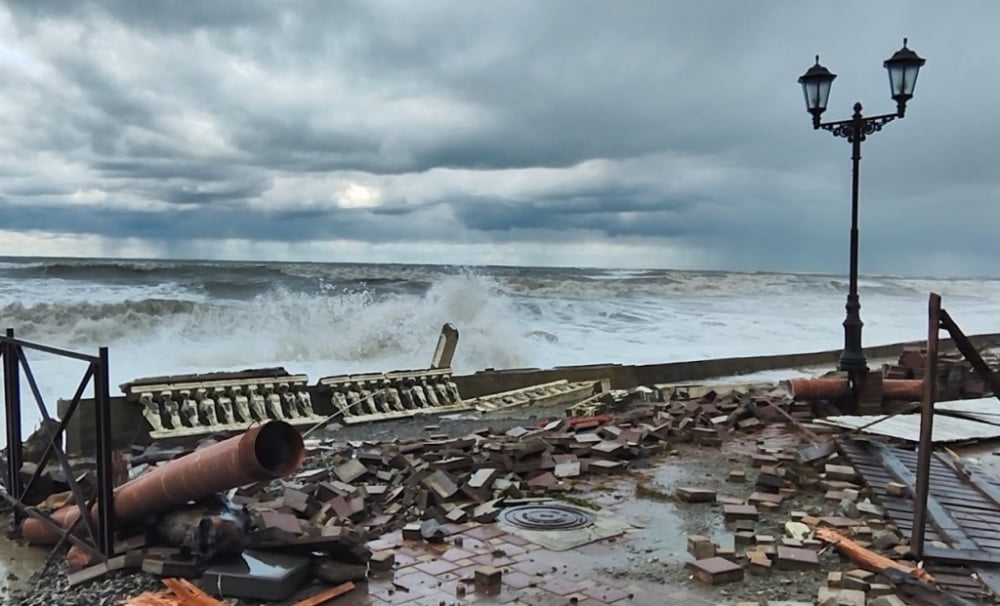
[0,299,202,343]
[0,274,536,375]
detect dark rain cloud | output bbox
[0,1,998,274]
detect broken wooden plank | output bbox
[292,581,356,606]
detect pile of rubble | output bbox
[7,369,998,605]
[672,432,988,605]
[883,344,1000,399]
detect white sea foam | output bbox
[1,258,999,441]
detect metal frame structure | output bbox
[912,294,1000,559]
[1,328,115,559]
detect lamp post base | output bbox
[839,292,867,374]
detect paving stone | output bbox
[886,481,908,496]
[747,551,771,575]
[686,557,743,585]
[816,587,866,606]
[259,510,303,535]
[370,550,396,572]
[503,570,540,589]
[313,561,368,584]
[686,535,715,559]
[422,470,460,500]
[335,459,369,483]
[825,464,858,482]
[583,584,630,602]
[554,461,582,478]
[474,565,502,593]
[723,504,759,522]
[748,491,783,505]
[775,546,819,570]
[67,562,110,587]
[868,582,893,597]
[675,486,716,503]
[414,558,459,576]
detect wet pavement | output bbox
[0,531,49,595]
[323,456,729,606]
[350,521,719,606]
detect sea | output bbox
[1,256,999,440]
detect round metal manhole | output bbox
[499,504,595,531]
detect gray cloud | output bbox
[0,1,997,274]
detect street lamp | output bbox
[798,39,926,392]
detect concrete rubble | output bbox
[3,343,1000,605]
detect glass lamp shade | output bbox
[798,56,836,118]
[884,38,925,103]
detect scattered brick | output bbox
[687,535,716,559]
[686,556,744,585]
[775,546,819,571]
[723,504,760,522]
[676,486,716,503]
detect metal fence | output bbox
[1,328,115,559]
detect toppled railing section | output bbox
[122,371,319,439]
[317,368,467,424]
[468,379,598,412]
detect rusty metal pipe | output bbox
[882,379,924,401]
[21,420,304,545]
[787,377,924,401]
[786,378,849,400]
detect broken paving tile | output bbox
[722,504,759,522]
[675,487,716,503]
[775,545,819,571]
[686,556,744,584]
[334,459,368,483]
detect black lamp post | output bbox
[798,39,926,391]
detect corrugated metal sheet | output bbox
[815,412,1000,443]
[935,397,1000,426]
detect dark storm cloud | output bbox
[0,1,998,273]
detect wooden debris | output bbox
[291,582,356,606]
[124,578,228,606]
[814,527,934,582]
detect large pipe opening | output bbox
[253,420,304,476]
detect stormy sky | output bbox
[0,1,997,276]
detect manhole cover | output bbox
[499,504,595,531]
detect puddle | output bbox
[613,493,691,560]
[0,532,49,594]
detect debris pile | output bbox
[674,431,993,603]
[7,370,1000,604]
[883,344,1000,399]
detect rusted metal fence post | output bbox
[94,346,115,556]
[911,292,940,559]
[3,328,24,530]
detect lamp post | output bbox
[798,39,925,395]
